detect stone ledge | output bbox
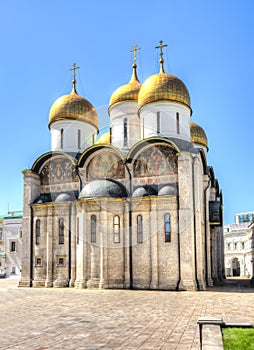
[197,317,254,350]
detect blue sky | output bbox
[0,0,254,224]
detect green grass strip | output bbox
[222,328,254,350]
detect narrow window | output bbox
[60,128,64,149]
[0,230,2,240]
[165,214,171,242]
[11,267,16,275]
[123,118,128,146]
[77,129,81,149]
[137,215,143,243]
[242,242,245,250]
[92,134,95,145]
[157,111,160,134]
[77,217,79,245]
[113,215,120,243]
[11,241,16,252]
[176,112,180,134]
[91,215,96,243]
[110,127,112,143]
[59,218,64,245]
[142,118,145,138]
[58,257,64,266]
[36,257,42,266]
[234,242,237,250]
[35,219,40,245]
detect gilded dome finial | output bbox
[69,62,80,94]
[155,40,168,73]
[129,43,141,83]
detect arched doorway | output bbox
[232,258,240,276]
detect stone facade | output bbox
[19,51,224,291]
[224,212,254,278]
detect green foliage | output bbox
[222,328,254,350]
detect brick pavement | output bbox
[0,278,254,350]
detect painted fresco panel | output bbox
[40,158,78,185]
[86,151,125,180]
[134,144,177,177]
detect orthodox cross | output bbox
[155,40,168,72]
[129,43,141,64]
[69,62,80,92]
[155,40,168,60]
[69,62,80,82]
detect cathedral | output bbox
[19,41,224,291]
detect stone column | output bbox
[75,211,86,288]
[45,204,53,287]
[69,204,76,287]
[150,199,159,289]
[178,153,197,291]
[19,170,40,288]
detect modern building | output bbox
[19,42,224,291]
[0,212,23,277]
[224,212,254,277]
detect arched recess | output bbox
[199,148,208,175]
[127,137,179,178]
[31,151,78,186]
[78,144,125,181]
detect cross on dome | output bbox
[155,40,168,73]
[69,62,80,93]
[129,43,141,66]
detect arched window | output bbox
[91,215,96,243]
[60,128,64,149]
[176,112,180,134]
[77,129,81,149]
[165,213,171,242]
[113,215,120,243]
[123,118,128,147]
[59,218,64,244]
[77,217,79,245]
[137,215,143,243]
[35,219,40,245]
[157,111,160,134]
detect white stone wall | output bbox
[139,102,191,141]
[109,102,141,150]
[50,120,97,153]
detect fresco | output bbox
[86,151,125,180]
[133,144,177,177]
[40,158,78,185]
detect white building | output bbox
[1,212,23,278]
[224,212,254,277]
[19,42,224,291]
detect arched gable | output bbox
[31,151,78,186]
[127,138,179,178]
[78,145,125,181]
[199,148,208,175]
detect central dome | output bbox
[49,87,98,129]
[109,64,142,108]
[138,71,191,111]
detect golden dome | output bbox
[49,86,98,129]
[138,71,191,111]
[190,122,208,149]
[109,64,142,108]
[96,131,110,145]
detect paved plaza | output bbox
[0,278,254,350]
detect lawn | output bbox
[222,328,254,350]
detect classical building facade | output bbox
[224,212,254,277]
[19,42,224,290]
[0,212,23,278]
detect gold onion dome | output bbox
[109,64,142,108]
[138,70,191,110]
[49,84,98,129]
[190,122,208,149]
[96,131,110,145]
